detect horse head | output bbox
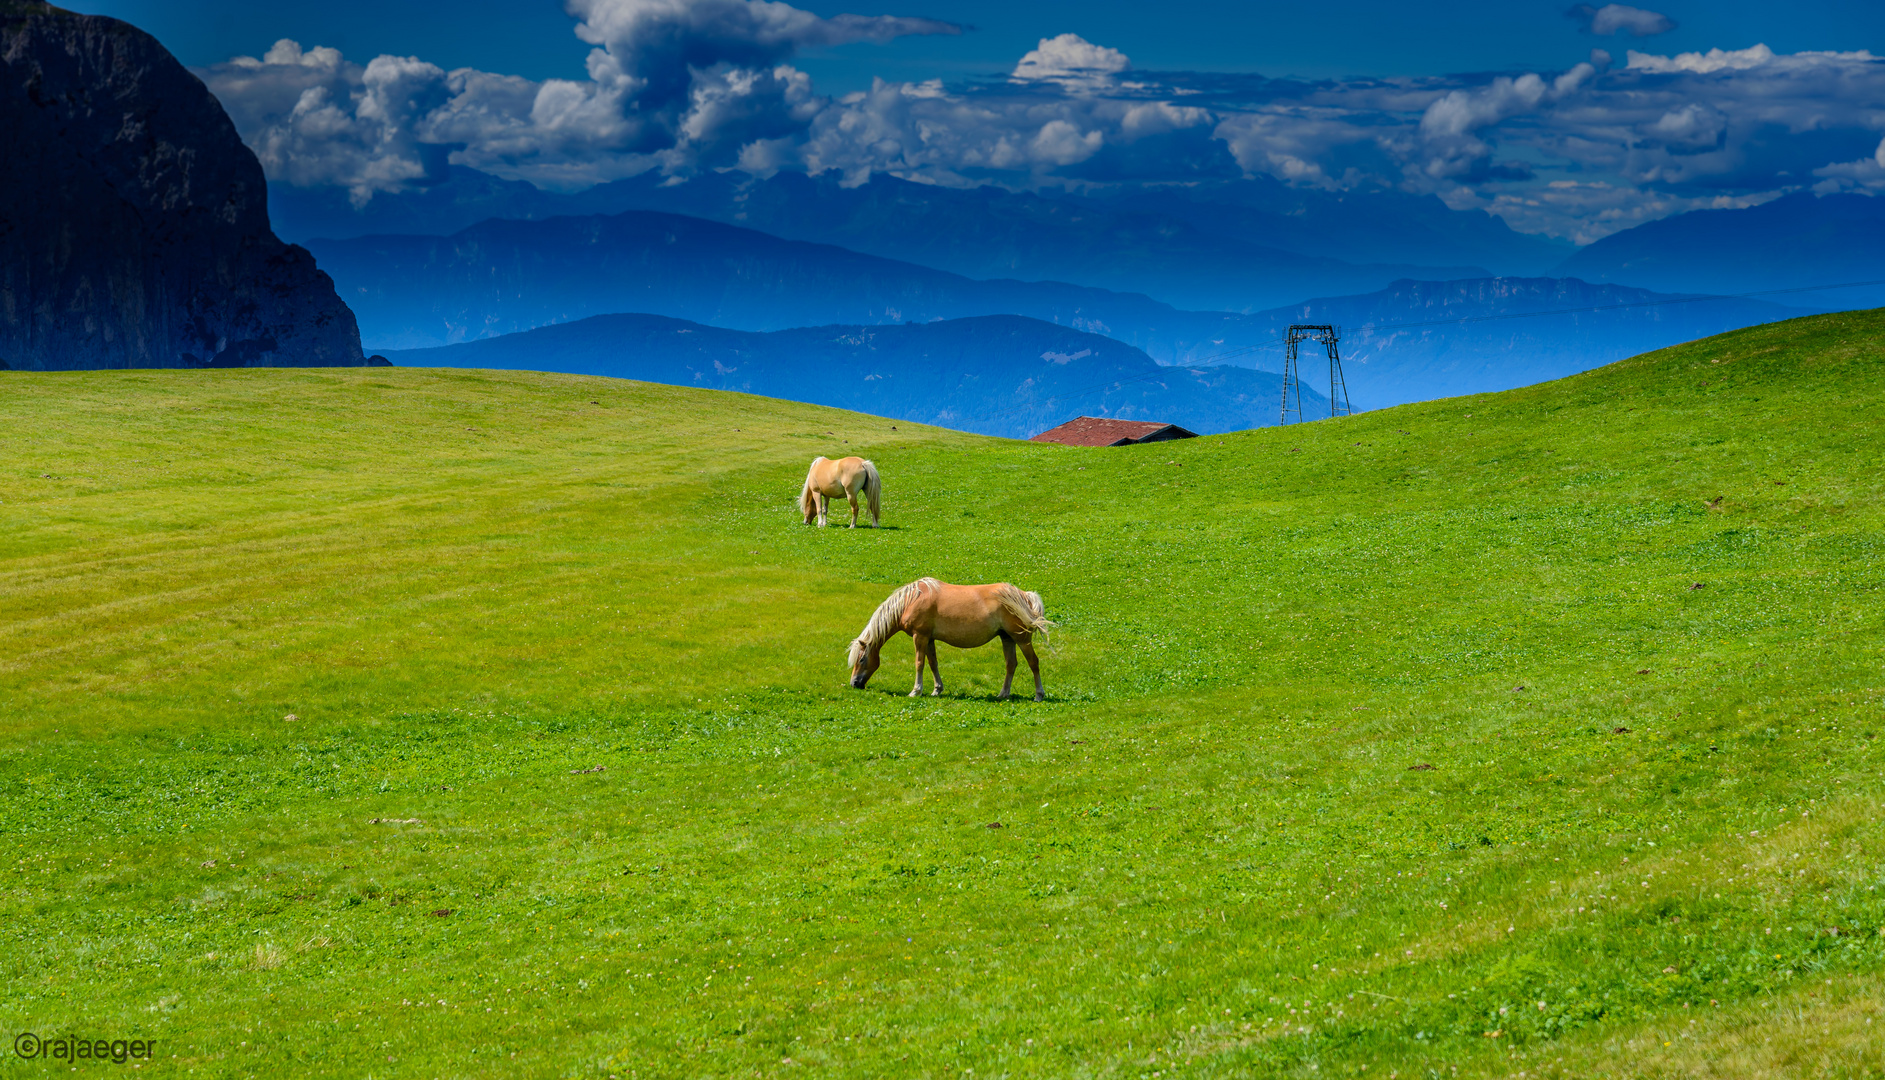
[801,457,828,525]
[847,637,881,689]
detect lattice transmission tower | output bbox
[1281,324,1353,424]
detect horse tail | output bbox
[861,459,881,526]
[849,577,937,669]
[995,583,1054,644]
[800,457,827,520]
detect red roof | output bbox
[1029,416,1198,447]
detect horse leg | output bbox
[909,632,929,696]
[847,490,859,529]
[1020,640,1044,702]
[817,493,828,528]
[926,639,943,696]
[999,635,1017,700]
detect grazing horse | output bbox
[847,578,1052,700]
[800,456,882,528]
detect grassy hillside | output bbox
[3,310,1883,1078]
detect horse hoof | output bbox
[1033,693,1045,702]
[908,689,921,697]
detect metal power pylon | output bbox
[1281,324,1352,424]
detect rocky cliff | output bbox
[0,0,362,370]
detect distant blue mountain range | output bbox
[276,167,1560,313]
[1248,277,1810,408]
[307,210,1243,357]
[314,207,1808,409]
[276,169,1885,318]
[1554,192,1885,309]
[381,313,1317,439]
[279,166,1872,424]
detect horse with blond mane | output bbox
[800,456,881,528]
[847,578,1052,700]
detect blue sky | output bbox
[66,0,1885,241]
[71,0,1885,86]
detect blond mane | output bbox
[799,456,828,520]
[847,577,939,669]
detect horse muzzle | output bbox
[850,675,868,690]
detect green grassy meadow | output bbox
[3,310,1884,1078]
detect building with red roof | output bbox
[1028,416,1199,447]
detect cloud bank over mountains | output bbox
[198,0,1885,242]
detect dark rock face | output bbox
[0,1,362,369]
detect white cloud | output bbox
[200,0,958,194]
[209,42,458,201]
[559,0,959,152]
[1214,108,1392,189]
[1646,103,1726,151]
[1569,4,1676,38]
[1415,69,1597,180]
[1626,43,1776,74]
[1420,74,1548,139]
[791,67,1206,185]
[1011,34,1130,90]
[1029,119,1103,165]
[1118,101,1212,139]
[1471,180,1783,244]
[1813,136,1885,193]
[200,7,1885,244]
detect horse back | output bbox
[814,456,871,496]
[917,581,1024,645]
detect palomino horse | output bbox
[800,456,882,528]
[847,578,1052,700]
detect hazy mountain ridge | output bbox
[305,209,1275,359]
[1,2,362,370]
[1247,277,1811,408]
[1077,179,1570,277]
[382,312,1317,439]
[274,167,1530,311]
[270,168,558,244]
[1554,192,1885,309]
[313,207,1808,411]
[539,170,1524,312]
[270,169,1885,325]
